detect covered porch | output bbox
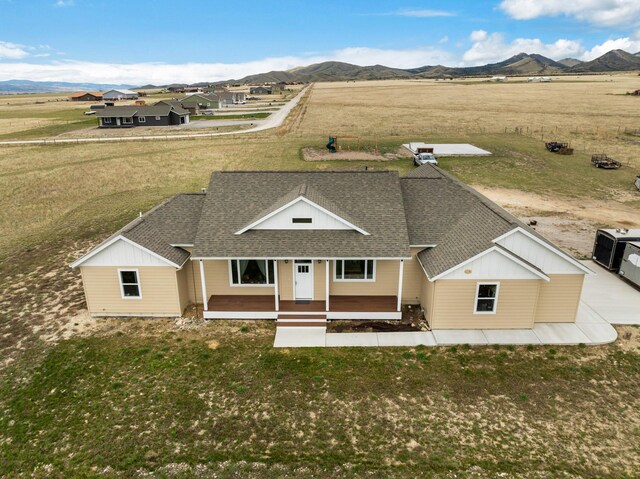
[205,295,401,320]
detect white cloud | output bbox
[499,0,640,27]
[394,9,455,17]
[580,36,640,59]
[0,46,455,84]
[438,35,449,44]
[53,0,75,7]
[0,41,29,60]
[462,30,583,65]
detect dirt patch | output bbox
[302,146,409,162]
[475,186,640,257]
[328,305,428,333]
[615,325,640,352]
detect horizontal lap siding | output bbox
[176,267,192,314]
[431,280,540,329]
[420,277,435,324]
[202,260,275,296]
[81,266,180,317]
[314,262,326,301]
[535,274,584,323]
[329,260,400,296]
[278,260,293,301]
[402,249,425,304]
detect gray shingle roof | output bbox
[402,164,569,278]
[76,193,205,267]
[96,104,188,117]
[193,171,411,258]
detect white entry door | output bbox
[294,260,313,300]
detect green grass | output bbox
[0,330,638,477]
[192,112,271,121]
[0,118,96,139]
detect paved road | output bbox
[0,87,308,146]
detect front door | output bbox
[294,260,313,300]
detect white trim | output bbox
[474,282,500,315]
[228,259,276,287]
[118,268,142,300]
[274,259,279,312]
[410,244,437,248]
[234,196,370,235]
[138,116,146,123]
[493,227,593,274]
[333,259,376,282]
[429,246,550,282]
[122,117,133,124]
[293,259,314,300]
[327,311,402,320]
[325,260,330,312]
[205,311,277,320]
[169,244,194,248]
[397,259,404,311]
[199,260,208,311]
[70,235,180,268]
[192,256,411,261]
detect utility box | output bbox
[619,241,640,287]
[592,228,640,272]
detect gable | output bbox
[495,229,588,274]
[251,197,353,231]
[436,248,547,281]
[76,237,176,268]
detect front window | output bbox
[138,116,146,123]
[122,117,133,124]
[230,259,275,286]
[475,283,499,314]
[103,118,111,124]
[334,259,375,281]
[119,270,141,298]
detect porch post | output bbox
[325,260,330,312]
[274,259,279,311]
[397,259,404,312]
[199,259,208,311]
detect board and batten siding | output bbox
[430,279,541,329]
[535,274,584,323]
[329,260,400,296]
[252,200,352,231]
[80,266,181,317]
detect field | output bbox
[1,75,639,477]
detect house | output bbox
[96,104,189,127]
[218,91,246,106]
[158,94,220,114]
[69,92,103,102]
[71,165,592,328]
[102,89,139,101]
[249,86,272,95]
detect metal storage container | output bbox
[619,241,640,287]
[592,228,640,272]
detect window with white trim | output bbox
[474,283,499,314]
[103,117,112,124]
[138,116,146,123]
[122,117,133,124]
[292,217,312,224]
[155,115,161,120]
[334,259,375,281]
[119,270,141,298]
[230,259,275,285]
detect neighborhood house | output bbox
[102,89,140,101]
[218,91,246,106]
[158,94,220,115]
[96,104,189,127]
[69,92,103,101]
[72,165,592,330]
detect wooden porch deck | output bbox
[207,295,397,313]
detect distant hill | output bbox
[557,58,583,67]
[229,49,639,84]
[0,79,135,94]
[569,49,640,72]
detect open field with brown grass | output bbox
[0,76,639,477]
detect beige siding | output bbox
[431,279,541,329]
[202,260,275,297]
[402,248,425,304]
[81,266,181,317]
[278,260,293,301]
[329,260,400,296]
[535,274,584,323]
[314,261,327,301]
[176,267,192,313]
[420,276,435,324]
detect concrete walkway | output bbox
[0,87,308,147]
[273,303,617,348]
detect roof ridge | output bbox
[217,170,398,174]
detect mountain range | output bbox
[1,49,639,94]
[229,49,640,84]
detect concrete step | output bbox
[276,321,328,327]
[276,314,327,327]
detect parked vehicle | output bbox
[591,154,621,169]
[592,228,640,271]
[618,241,640,287]
[545,141,573,155]
[83,110,96,115]
[413,152,438,166]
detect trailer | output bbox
[545,141,573,155]
[592,228,640,272]
[618,241,640,287]
[591,154,621,169]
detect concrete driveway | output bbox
[580,260,640,325]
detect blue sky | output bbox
[0,0,639,84]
